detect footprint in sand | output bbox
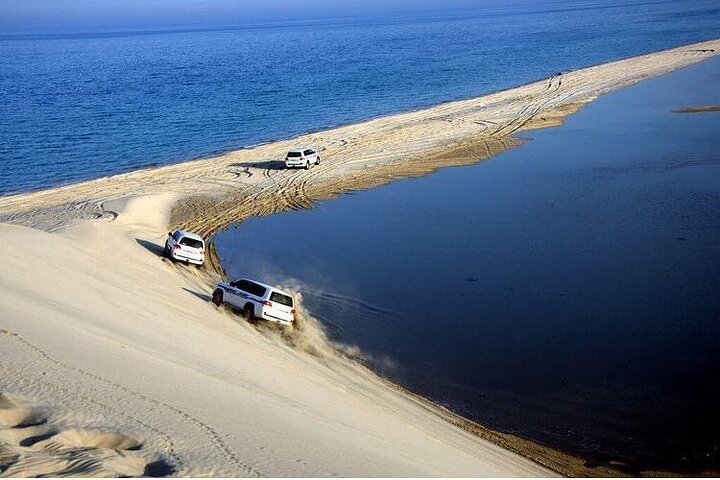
[0,393,170,477]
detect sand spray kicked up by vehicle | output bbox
[252,278,396,372]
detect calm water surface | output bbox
[2,0,720,194]
[216,57,720,473]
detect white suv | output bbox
[164,230,205,265]
[212,278,295,325]
[285,148,320,169]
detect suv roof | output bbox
[288,147,311,153]
[176,230,204,242]
[235,278,292,297]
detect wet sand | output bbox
[674,105,720,112]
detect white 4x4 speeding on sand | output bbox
[285,148,320,169]
[164,230,205,265]
[212,278,296,325]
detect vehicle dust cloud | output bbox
[253,278,397,372]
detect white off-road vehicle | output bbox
[164,230,205,265]
[212,278,295,325]
[285,148,320,169]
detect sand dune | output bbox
[0,40,718,477]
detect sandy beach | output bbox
[0,39,718,477]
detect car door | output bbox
[226,280,246,308]
[231,280,261,310]
[245,281,267,314]
[303,149,314,164]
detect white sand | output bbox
[1,39,719,477]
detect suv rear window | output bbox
[270,291,293,307]
[180,237,203,248]
[287,151,302,157]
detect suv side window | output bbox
[246,281,267,297]
[303,149,313,156]
[172,231,181,241]
[234,280,266,298]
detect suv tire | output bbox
[164,243,174,261]
[212,289,223,306]
[242,304,255,322]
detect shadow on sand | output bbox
[144,459,176,477]
[136,238,166,257]
[182,287,211,303]
[229,160,286,170]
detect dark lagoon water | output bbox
[216,57,720,473]
[2,0,720,194]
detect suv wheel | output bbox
[163,242,174,261]
[315,156,320,165]
[304,160,310,170]
[242,304,255,322]
[212,289,223,306]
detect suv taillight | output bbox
[174,244,182,249]
[263,300,272,307]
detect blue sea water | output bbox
[1,0,720,194]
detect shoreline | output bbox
[1,39,719,477]
[2,39,718,232]
[4,36,718,199]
